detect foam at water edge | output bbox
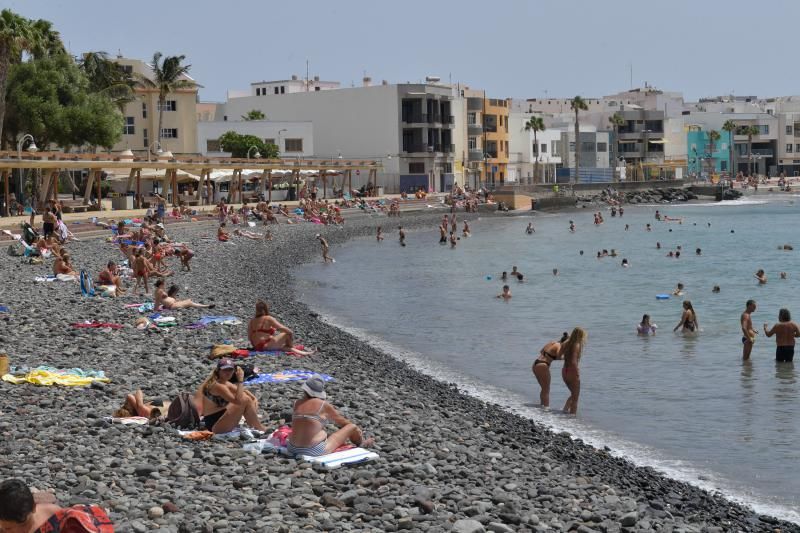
[313,310,800,525]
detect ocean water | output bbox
[294,195,800,523]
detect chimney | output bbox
[381,80,388,86]
[291,75,298,81]
[314,75,320,82]
[362,76,372,87]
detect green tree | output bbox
[136,52,197,147]
[608,112,625,180]
[743,124,760,176]
[241,109,266,121]
[722,120,737,176]
[4,53,122,149]
[0,9,65,147]
[524,115,545,183]
[570,96,588,183]
[218,131,279,159]
[707,130,721,175]
[79,51,136,113]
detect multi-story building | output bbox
[112,57,199,156]
[216,75,455,193]
[686,126,732,177]
[507,112,562,184]
[461,90,510,188]
[615,109,666,167]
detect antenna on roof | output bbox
[306,59,309,92]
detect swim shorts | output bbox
[776,345,795,363]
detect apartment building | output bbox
[460,90,510,188]
[686,126,732,176]
[615,109,667,166]
[216,76,455,193]
[112,57,199,156]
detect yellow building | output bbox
[111,57,199,157]
[463,89,510,188]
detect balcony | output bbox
[468,149,484,161]
[736,148,773,158]
[467,123,483,135]
[441,115,454,125]
[467,97,483,111]
[402,112,426,124]
[483,124,497,133]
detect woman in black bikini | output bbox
[531,332,568,408]
[674,300,698,333]
[195,358,268,434]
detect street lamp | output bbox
[147,141,163,162]
[247,146,261,160]
[17,134,38,159]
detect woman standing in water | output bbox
[561,328,586,414]
[673,300,698,333]
[532,332,568,408]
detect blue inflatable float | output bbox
[656,294,670,300]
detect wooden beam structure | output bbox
[2,170,9,217]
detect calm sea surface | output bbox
[295,194,800,523]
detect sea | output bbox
[294,193,800,524]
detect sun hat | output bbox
[301,374,327,399]
[217,358,235,370]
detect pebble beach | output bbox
[0,210,797,533]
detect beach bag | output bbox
[7,242,24,256]
[165,392,200,430]
[209,344,236,359]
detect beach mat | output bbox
[298,447,379,470]
[244,370,333,386]
[231,345,308,358]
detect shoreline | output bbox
[0,210,797,532]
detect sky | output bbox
[8,0,800,103]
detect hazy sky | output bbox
[8,0,799,102]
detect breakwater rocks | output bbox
[578,186,741,205]
[0,212,796,532]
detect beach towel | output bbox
[0,305,9,313]
[244,370,333,386]
[297,447,379,470]
[35,504,114,533]
[35,274,77,282]
[71,321,124,329]
[2,366,109,387]
[230,345,308,358]
[184,316,241,329]
[137,302,155,313]
[180,430,213,441]
[106,416,149,426]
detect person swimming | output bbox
[621,258,629,267]
[755,269,767,284]
[637,314,657,335]
[497,285,512,300]
[526,222,535,234]
[673,283,684,296]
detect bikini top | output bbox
[292,400,326,427]
[204,383,229,408]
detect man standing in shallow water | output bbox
[741,300,757,360]
[763,308,800,362]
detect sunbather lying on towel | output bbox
[153,280,214,310]
[52,253,77,276]
[195,358,268,434]
[287,374,374,457]
[248,300,314,356]
[0,478,114,533]
[113,389,161,419]
[233,229,268,240]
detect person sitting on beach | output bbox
[52,252,77,276]
[159,284,214,310]
[497,285,512,300]
[287,374,374,457]
[674,300,698,333]
[561,327,586,414]
[637,314,657,335]
[532,336,566,408]
[755,269,768,284]
[247,300,314,356]
[195,358,268,434]
[218,223,230,242]
[0,479,114,533]
[113,389,160,420]
[763,308,800,363]
[97,261,125,296]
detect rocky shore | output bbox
[0,211,795,533]
[576,187,742,206]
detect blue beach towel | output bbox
[245,370,333,386]
[185,316,240,329]
[0,305,9,313]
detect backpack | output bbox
[165,392,200,430]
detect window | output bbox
[597,142,607,152]
[721,161,727,171]
[207,139,221,152]
[143,129,148,149]
[142,102,147,118]
[314,86,321,91]
[787,125,793,135]
[569,142,575,152]
[223,115,228,121]
[468,137,477,150]
[758,125,769,135]
[120,65,133,75]
[467,112,477,125]
[280,86,285,94]
[274,87,279,95]
[160,128,178,139]
[409,162,425,173]
[551,141,559,156]
[443,163,453,173]
[123,116,135,135]
[796,144,800,153]
[540,143,547,153]
[157,100,177,112]
[787,144,793,153]
[256,88,261,96]
[284,138,303,152]
[264,138,275,146]
[581,141,595,152]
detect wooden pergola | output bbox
[0,152,381,216]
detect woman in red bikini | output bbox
[561,327,587,415]
[247,300,314,356]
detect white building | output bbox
[197,120,314,158]
[508,113,562,184]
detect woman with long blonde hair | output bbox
[561,327,587,414]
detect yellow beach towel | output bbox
[2,369,110,387]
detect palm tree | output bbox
[137,52,196,147]
[608,112,625,181]
[744,124,759,176]
[707,130,721,176]
[524,115,545,183]
[79,51,136,113]
[570,96,588,183]
[0,9,61,147]
[722,120,737,177]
